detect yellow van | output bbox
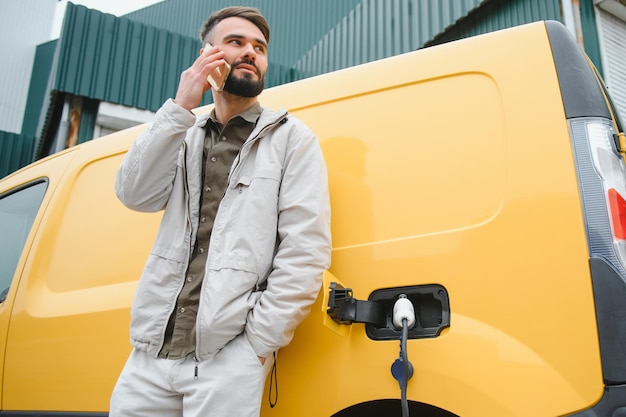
[1,20,625,417]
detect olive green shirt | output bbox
[159,102,262,359]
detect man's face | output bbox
[210,17,268,97]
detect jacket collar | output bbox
[195,104,287,129]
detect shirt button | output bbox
[210,156,217,162]
[179,307,185,313]
[221,136,227,141]
[205,186,211,192]
[187,276,193,282]
[201,217,206,223]
[199,247,205,253]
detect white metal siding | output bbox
[0,0,57,133]
[596,6,626,121]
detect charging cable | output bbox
[391,294,415,417]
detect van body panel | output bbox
[259,21,604,417]
[1,131,161,412]
[305,72,507,248]
[0,21,622,417]
[0,150,76,411]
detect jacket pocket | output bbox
[130,253,186,351]
[215,170,280,278]
[231,162,282,188]
[197,267,262,357]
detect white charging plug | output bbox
[392,294,416,330]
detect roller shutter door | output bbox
[596,6,626,120]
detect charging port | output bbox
[326,283,450,341]
[367,285,450,341]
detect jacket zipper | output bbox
[194,112,287,365]
[158,141,194,355]
[180,141,194,261]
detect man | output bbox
[110,6,331,417]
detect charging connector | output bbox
[393,294,416,330]
[390,294,416,417]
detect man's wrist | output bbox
[172,98,195,113]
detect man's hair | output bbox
[199,6,270,45]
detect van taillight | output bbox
[608,188,626,239]
[571,118,626,275]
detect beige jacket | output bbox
[115,99,331,360]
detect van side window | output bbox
[0,181,47,302]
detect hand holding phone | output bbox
[205,43,231,91]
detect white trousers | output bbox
[109,333,274,417]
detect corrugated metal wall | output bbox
[294,0,484,78]
[31,3,206,161]
[123,0,485,80]
[122,0,365,85]
[55,4,198,112]
[425,0,562,46]
[78,97,100,145]
[122,0,363,66]
[22,40,57,138]
[0,132,35,179]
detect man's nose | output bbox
[242,43,256,61]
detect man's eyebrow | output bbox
[224,33,267,48]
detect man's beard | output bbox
[223,61,265,98]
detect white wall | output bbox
[0,0,58,134]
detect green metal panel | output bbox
[122,0,364,87]
[22,40,56,138]
[122,0,362,62]
[124,0,484,82]
[425,0,562,47]
[0,132,36,179]
[55,3,199,112]
[78,97,99,145]
[293,0,484,79]
[579,0,604,76]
